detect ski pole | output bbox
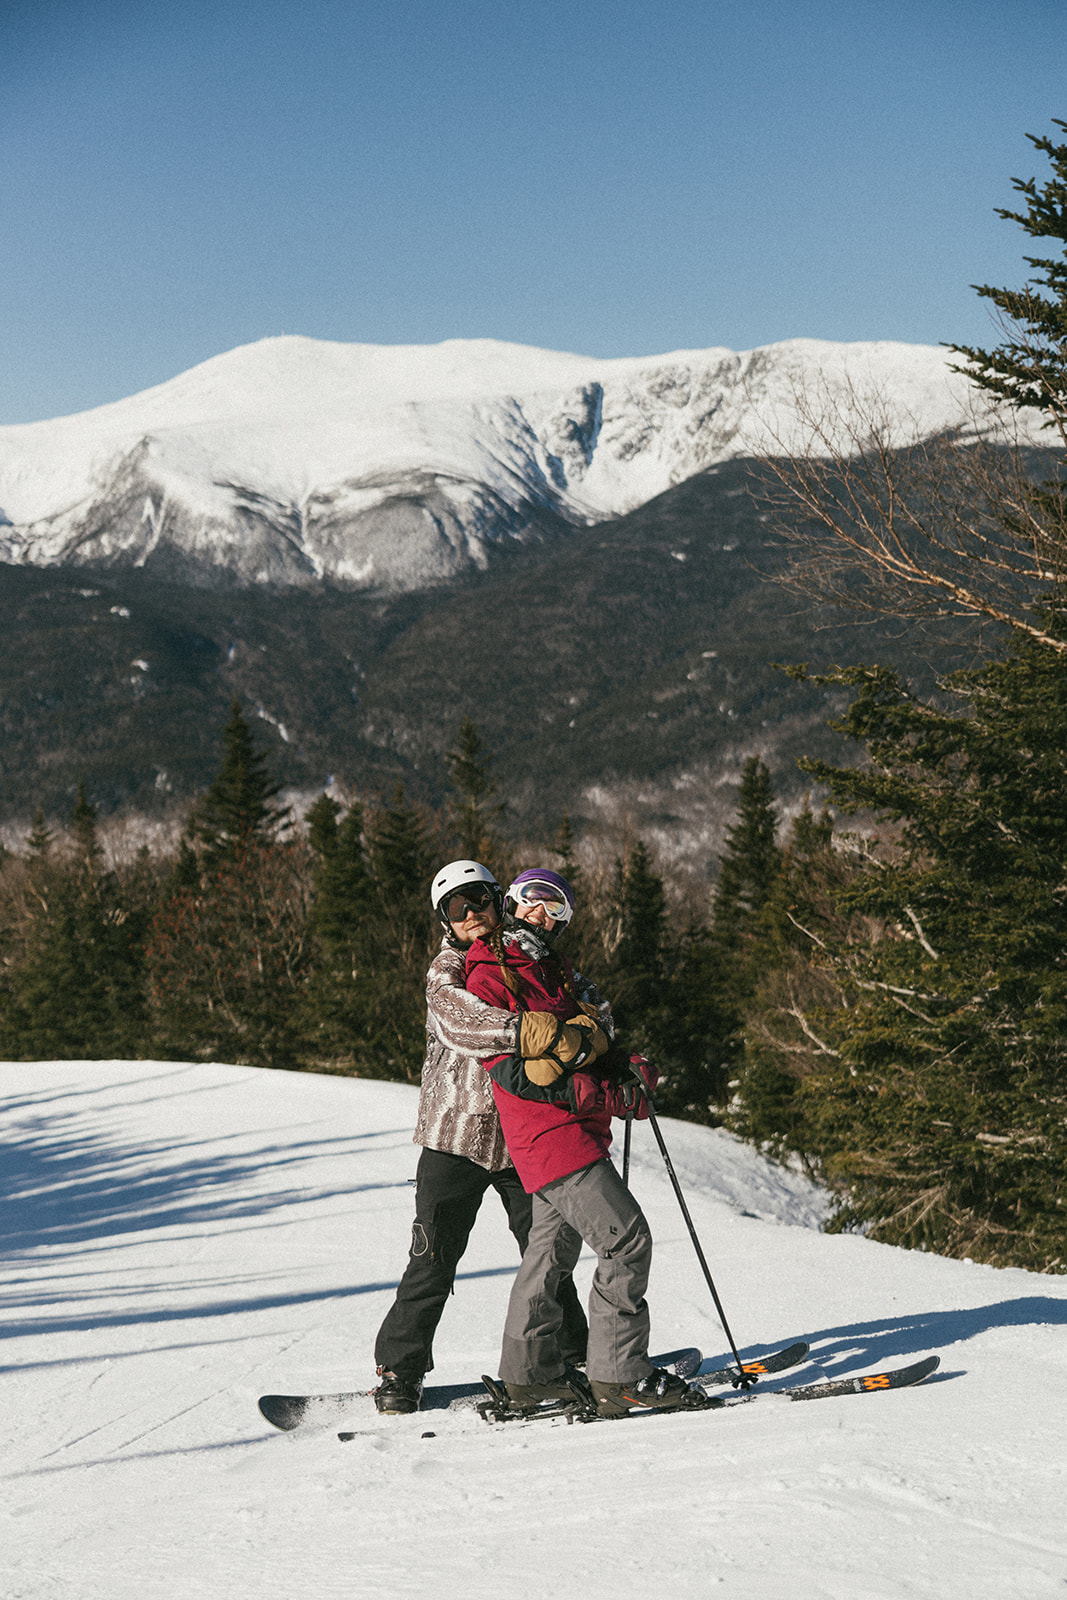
[622,1107,633,1185]
[631,1078,755,1389]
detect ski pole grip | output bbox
[622,1064,654,1106]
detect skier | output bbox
[371,860,591,1414]
[464,868,702,1417]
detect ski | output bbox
[475,1355,940,1427]
[769,1353,940,1405]
[646,1345,704,1380]
[697,1340,810,1390]
[261,1347,701,1433]
[259,1379,482,1433]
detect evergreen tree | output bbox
[600,840,677,1087]
[192,700,290,867]
[301,795,379,1069]
[547,813,592,972]
[70,781,100,866]
[647,920,737,1122]
[649,766,784,1123]
[740,641,1067,1270]
[606,840,667,1028]
[591,837,733,1123]
[358,784,440,1081]
[949,121,1067,587]
[950,121,1067,426]
[729,799,844,1157]
[147,837,311,1068]
[694,757,785,1096]
[147,705,304,1066]
[0,786,149,1059]
[27,807,53,860]
[727,124,1067,1270]
[171,835,200,889]
[306,793,343,859]
[553,815,582,894]
[313,798,375,949]
[368,784,434,931]
[713,757,782,946]
[445,718,505,862]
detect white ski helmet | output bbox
[430,859,503,927]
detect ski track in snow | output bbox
[2,1059,1065,1599]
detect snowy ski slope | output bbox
[2,1060,1064,1599]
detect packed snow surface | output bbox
[0,336,1016,588]
[3,1059,1065,1599]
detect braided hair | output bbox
[485,923,581,1010]
[486,925,521,998]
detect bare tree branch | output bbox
[750,366,1067,652]
[902,906,939,960]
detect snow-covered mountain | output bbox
[0,335,994,590]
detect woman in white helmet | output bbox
[372,860,592,1414]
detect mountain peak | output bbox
[0,334,1006,591]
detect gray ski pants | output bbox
[498,1157,654,1386]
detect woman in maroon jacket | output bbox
[464,868,700,1418]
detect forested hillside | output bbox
[0,452,995,863]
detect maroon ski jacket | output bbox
[465,928,621,1193]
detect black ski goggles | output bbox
[442,885,496,922]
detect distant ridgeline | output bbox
[0,334,981,589]
[0,454,1000,851]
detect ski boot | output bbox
[478,1367,594,1423]
[588,1366,710,1418]
[373,1371,422,1415]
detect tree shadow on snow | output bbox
[0,1070,517,1341]
[0,1074,414,1257]
[0,1260,522,1344]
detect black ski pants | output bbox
[374,1146,588,1382]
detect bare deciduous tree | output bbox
[753,120,1067,656]
[753,373,1067,653]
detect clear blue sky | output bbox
[2,0,1065,423]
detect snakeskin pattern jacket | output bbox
[413,931,614,1172]
[413,939,519,1170]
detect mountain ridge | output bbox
[0,334,997,591]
